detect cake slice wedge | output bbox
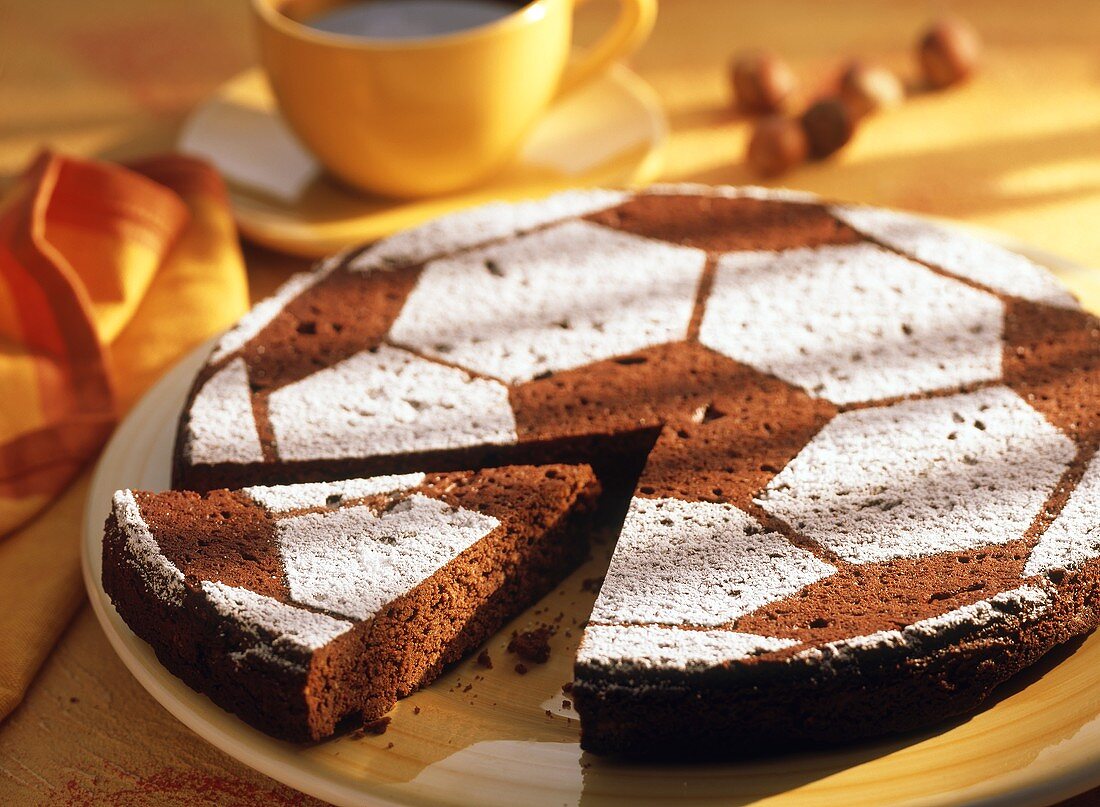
[102,464,600,741]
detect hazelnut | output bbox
[839,62,905,118]
[746,116,809,177]
[731,52,799,114]
[919,18,981,89]
[800,98,855,159]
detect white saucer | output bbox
[178,65,667,257]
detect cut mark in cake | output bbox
[686,256,719,341]
[832,205,1080,310]
[577,623,798,671]
[201,580,354,656]
[589,497,836,627]
[388,220,706,385]
[1026,451,1100,576]
[586,193,859,253]
[758,386,1076,565]
[185,358,264,465]
[244,473,427,514]
[275,493,501,621]
[267,345,517,461]
[349,189,629,272]
[699,243,1005,405]
[113,490,185,605]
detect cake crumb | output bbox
[562,699,572,709]
[515,663,528,675]
[562,682,573,693]
[582,576,605,593]
[413,706,421,715]
[508,626,555,664]
[476,650,493,669]
[361,717,390,736]
[463,684,473,693]
[386,742,394,749]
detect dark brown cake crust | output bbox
[573,564,1099,757]
[103,465,600,741]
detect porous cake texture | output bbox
[103,465,600,740]
[106,184,1100,755]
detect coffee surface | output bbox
[306,0,522,40]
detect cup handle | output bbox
[556,0,657,96]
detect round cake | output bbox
[128,184,1100,755]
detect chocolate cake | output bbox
[102,466,600,741]
[114,184,1100,755]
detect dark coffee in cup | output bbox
[306,0,525,40]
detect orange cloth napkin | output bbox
[0,152,249,721]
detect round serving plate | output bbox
[178,65,667,258]
[82,233,1100,807]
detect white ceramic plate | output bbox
[82,235,1100,807]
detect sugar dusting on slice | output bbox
[577,624,798,670]
[389,220,706,385]
[759,386,1075,565]
[243,473,427,514]
[201,581,354,673]
[832,205,1080,309]
[267,345,517,461]
[276,494,501,621]
[1026,453,1100,576]
[700,242,1005,405]
[590,497,836,627]
[112,490,185,606]
[184,357,265,465]
[349,189,629,271]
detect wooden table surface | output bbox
[3,1,1100,804]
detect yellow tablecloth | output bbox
[2,1,1100,803]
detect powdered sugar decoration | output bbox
[276,493,500,621]
[389,220,707,384]
[590,497,836,627]
[699,243,1006,405]
[201,580,354,653]
[1026,453,1100,576]
[349,189,629,272]
[577,623,798,670]
[833,205,1079,309]
[184,358,265,465]
[267,345,517,461]
[244,473,427,514]
[759,386,1076,565]
[800,585,1052,662]
[113,490,185,606]
[208,270,328,364]
[642,183,820,204]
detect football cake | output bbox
[106,184,1100,756]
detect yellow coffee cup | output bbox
[251,0,657,198]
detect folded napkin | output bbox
[0,152,249,721]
